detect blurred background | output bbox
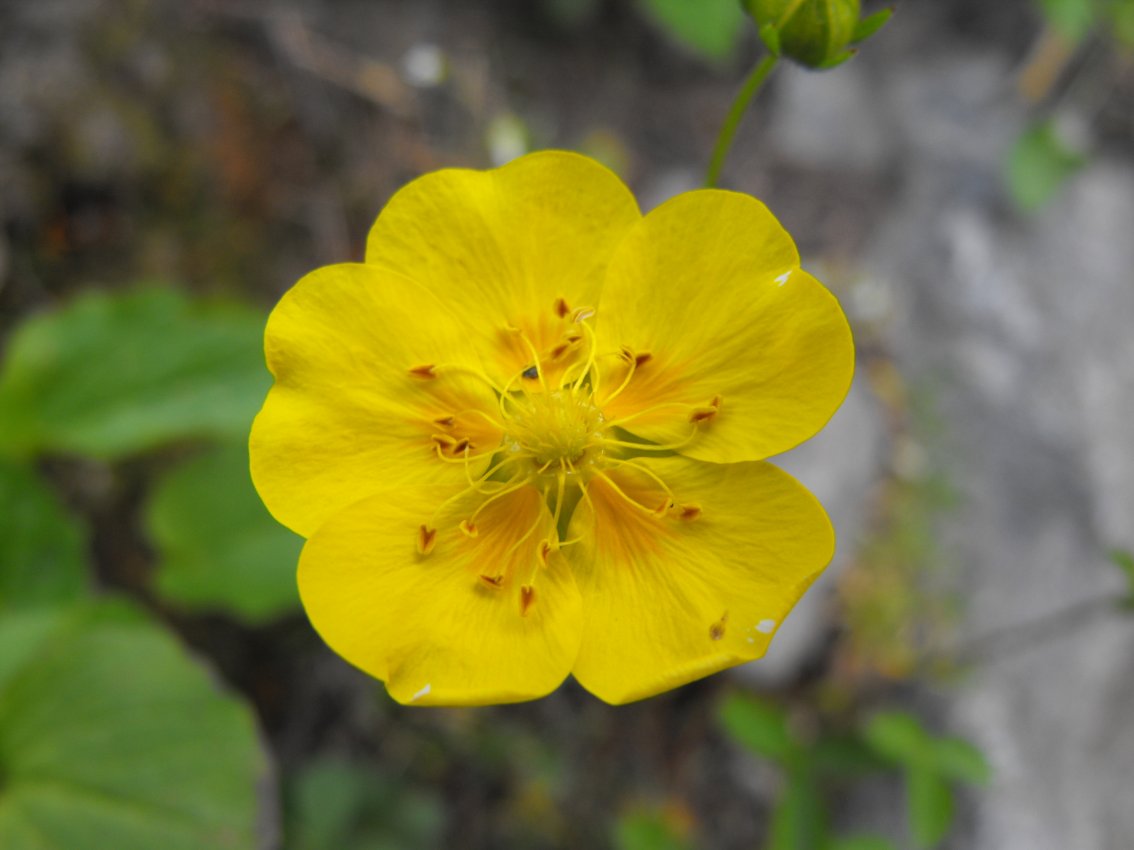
[1,0,1133,848]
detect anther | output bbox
[479,574,504,589]
[409,364,437,380]
[416,524,438,555]
[571,306,595,323]
[653,498,675,517]
[451,438,472,455]
[709,611,729,641]
[538,539,553,567]
[554,297,571,318]
[459,519,478,538]
[520,585,536,616]
[678,504,702,521]
[431,433,457,450]
[690,406,718,423]
[549,343,570,361]
[433,415,455,428]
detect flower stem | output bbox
[705,53,779,188]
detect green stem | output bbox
[705,53,779,188]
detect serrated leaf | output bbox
[1006,119,1087,212]
[932,737,991,785]
[0,288,270,459]
[0,458,88,611]
[719,694,794,760]
[147,442,301,623]
[635,0,746,61]
[0,602,271,849]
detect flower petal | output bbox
[594,190,853,462]
[566,456,833,704]
[250,263,503,538]
[365,150,641,384]
[298,481,583,705]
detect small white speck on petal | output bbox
[410,683,432,702]
[774,271,792,287]
[746,637,755,644]
[756,619,777,634]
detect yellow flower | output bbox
[250,151,853,706]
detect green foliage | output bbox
[284,758,443,850]
[613,808,693,850]
[1006,119,1087,212]
[864,712,990,849]
[0,459,88,611]
[635,0,747,61]
[1109,548,1134,605]
[0,602,268,850]
[146,442,302,624]
[0,288,269,460]
[719,690,794,759]
[1038,0,1095,40]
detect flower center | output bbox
[502,389,605,471]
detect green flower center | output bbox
[502,389,605,471]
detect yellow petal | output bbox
[298,480,583,705]
[567,456,833,704]
[594,190,853,462]
[365,150,640,384]
[250,263,503,538]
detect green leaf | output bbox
[768,759,827,850]
[813,735,888,777]
[1037,0,1095,41]
[0,602,270,849]
[613,809,692,850]
[1110,548,1134,597]
[853,8,893,43]
[932,737,991,785]
[1006,119,1088,212]
[864,712,930,765]
[285,759,442,850]
[0,459,88,611]
[827,837,897,850]
[719,694,794,760]
[635,0,746,61]
[907,765,953,849]
[0,288,270,459]
[146,442,302,624]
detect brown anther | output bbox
[554,297,571,318]
[709,611,729,641]
[416,524,437,555]
[520,585,536,616]
[431,433,457,450]
[549,343,570,361]
[409,364,437,380]
[565,332,583,344]
[635,352,653,367]
[710,395,722,409]
[653,498,675,517]
[538,539,553,566]
[619,346,636,363]
[679,504,702,521]
[459,519,478,538]
[690,407,718,424]
[479,574,503,588]
[433,415,455,428]
[451,438,472,455]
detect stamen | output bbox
[409,364,437,380]
[606,457,679,506]
[538,539,553,567]
[604,400,702,430]
[417,524,438,555]
[554,297,571,318]
[594,471,668,519]
[459,519,478,538]
[571,306,595,322]
[678,504,702,521]
[515,331,550,393]
[598,427,699,452]
[600,348,639,406]
[433,415,455,428]
[520,585,536,616]
[690,396,723,424]
[479,574,504,588]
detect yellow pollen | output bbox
[502,389,604,470]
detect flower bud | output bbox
[742,0,892,69]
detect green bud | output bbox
[742,0,893,69]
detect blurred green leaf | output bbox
[0,602,269,849]
[614,809,692,850]
[768,759,827,850]
[285,758,442,850]
[1036,0,1095,41]
[147,442,301,624]
[827,837,897,850]
[1108,0,1134,46]
[719,693,794,760]
[0,288,269,459]
[907,765,953,849]
[0,459,88,611]
[1006,118,1087,212]
[813,735,887,777]
[1110,548,1134,601]
[635,0,746,61]
[864,711,929,765]
[932,737,991,785]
